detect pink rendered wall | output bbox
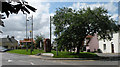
[88,34,99,52]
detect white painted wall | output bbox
[99,32,120,53]
[118,31,120,53]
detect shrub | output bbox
[87,49,90,52]
[97,49,102,53]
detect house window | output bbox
[111,42,114,53]
[103,44,106,50]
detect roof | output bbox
[20,38,35,43]
[20,40,35,43]
[0,38,18,46]
[86,35,93,38]
[0,38,18,43]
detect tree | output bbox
[53,7,119,54]
[34,34,44,49]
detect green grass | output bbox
[7,49,98,58]
[51,51,98,58]
[7,49,44,55]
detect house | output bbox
[83,29,120,53]
[99,26,120,53]
[83,34,99,52]
[0,37,18,49]
[19,38,35,48]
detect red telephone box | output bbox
[44,38,51,52]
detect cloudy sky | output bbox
[0,0,119,42]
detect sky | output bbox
[0,0,119,42]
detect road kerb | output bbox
[29,55,98,61]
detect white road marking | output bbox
[8,59,13,63]
[30,62,35,65]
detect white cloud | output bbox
[70,2,118,13]
[69,2,118,20]
[104,2,118,14]
[3,13,26,32]
[111,14,118,20]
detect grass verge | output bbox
[7,49,44,55]
[51,51,98,58]
[7,49,99,58]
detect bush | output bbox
[97,49,102,53]
[87,49,90,52]
[17,46,21,49]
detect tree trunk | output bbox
[76,38,84,54]
[77,45,80,54]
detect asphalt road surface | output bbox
[1,52,120,66]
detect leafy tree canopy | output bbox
[53,7,119,54]
[34,34,44,49]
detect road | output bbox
[1,52,119,66]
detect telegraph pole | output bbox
[50,16,52,44]
[30,15,33,54]
[25,13,28,52]
[32,15,33,51]
[26,14,27,38]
